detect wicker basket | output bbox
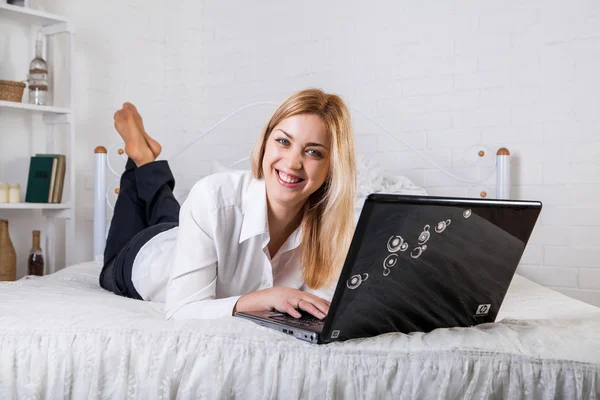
[0,80,26,103]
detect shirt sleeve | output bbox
[165,181,241,320]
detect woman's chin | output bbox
[268,184,307,206]
[271,190,301,205]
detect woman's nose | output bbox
[287,153,302,170]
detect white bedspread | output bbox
[1,261,599,399]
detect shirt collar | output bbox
[278,225,303,253]
[240,178,269,244]
[239,178,303,252]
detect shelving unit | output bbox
[0,99,71,114]
[0,3,67,26]
[0,203,71,210]
[0,3,75,274]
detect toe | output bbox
[124,102,138,113]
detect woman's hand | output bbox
[233,287,330,319]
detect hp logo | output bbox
[475,304,491,316]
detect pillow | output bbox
[211,160,233,174]
[211,158,252,174]
[354,154,427,220]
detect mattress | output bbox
[1,261,599,399]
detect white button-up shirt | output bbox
[131,170,335,320]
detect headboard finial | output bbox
[497,147,510,156]
[95,146,108,154]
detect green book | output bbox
[35,153,66,203]
[25,156,56,203]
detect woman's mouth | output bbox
[275,169,305,188]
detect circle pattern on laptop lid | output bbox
[411,244,427,259]
[383,254,398,268]
[347,273,369,290]
[382,212,468,275]
[418,225,431,244]
[435,219,451,233]
[382,254,398,276]
[387,235,408,252]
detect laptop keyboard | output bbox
[269,313,324,327]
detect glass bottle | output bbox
[28,32,49,106]
[27,230,44,276]
[0,219,17,281]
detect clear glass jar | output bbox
[8,184,20,203]
[28,33,49,106]
[0,182,8,203]
[28,85,48,105]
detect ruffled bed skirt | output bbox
[1,262,599,399]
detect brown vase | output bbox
[0,219,17,281]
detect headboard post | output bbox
[94,146,107,262]
[496,148,511,199]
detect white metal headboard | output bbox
[92,104,511,262]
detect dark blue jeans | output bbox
[99,158,180,299]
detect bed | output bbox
[1,104,600,399]
[1,261,599,399]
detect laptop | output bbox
[235,193,542,344]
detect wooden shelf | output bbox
[0,203,71,210]
[0,100,71,115]
[0,3,67,27]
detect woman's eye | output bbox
[307,149,323,158]
[276,138,290,146]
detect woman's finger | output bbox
[300,292,331,308]
[301,296,329,316]
[282,301,302,318]
[298,300,326,320]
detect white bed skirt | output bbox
[1,261,599,399]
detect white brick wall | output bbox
[158,0,600,306]
[3,0,600,306]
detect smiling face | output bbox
[261,113,331,210]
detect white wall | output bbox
[160,0,600,306]
[69,0,168,265]
[2,0,599,306]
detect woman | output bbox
[99,88,356,321]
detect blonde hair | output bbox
[251,88,356,289]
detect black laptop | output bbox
[235,194,542,344]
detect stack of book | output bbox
[25,154,67,203]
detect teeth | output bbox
[278,170,300,184]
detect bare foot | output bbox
[122,102,162,159]
[114,108,155,167]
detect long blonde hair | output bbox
[251,88,356,289]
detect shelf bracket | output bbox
[42,208,73,219]
[41,22,71,36]
[43,113,71,125]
